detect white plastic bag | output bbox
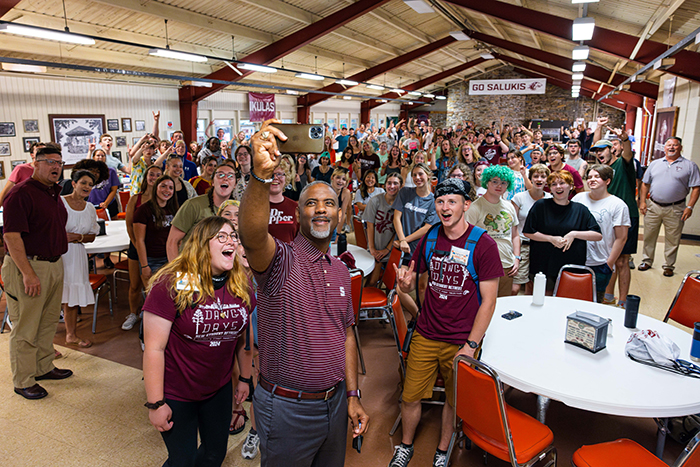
[625,329,680,365]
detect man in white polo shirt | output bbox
[639,137,700,277]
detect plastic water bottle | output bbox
[691,322,700,363]
[532,272,546,306]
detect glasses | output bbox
[488,179,508,186]
[37,158,64,167]
[215,232,239,244]
[215,172,236,180]
[272,172,286,179]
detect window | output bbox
[340,118,348,129]
[213,119,232,142]
[351,118,358,129]
[313,118,323,124]
[196,119,208,144]
[328,118,336,130]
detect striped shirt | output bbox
[254,234,354,392]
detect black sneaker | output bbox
[433,449,447,467]
[388,444,413,467]
[104,257,115,269]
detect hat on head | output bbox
[436,178,472,201]
[590,139,613,151]
[486,132,495,138]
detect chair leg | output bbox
[445,431,458,466]
[1,304,11,333]
[92,290,99,334]
[353,325,366,375]
[389,412,402,436]
[107,283,113,316]
[112,273,117,305]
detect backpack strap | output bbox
[464,225,486,304]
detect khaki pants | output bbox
[2,256,64,388]
[642,200,685,270]
[498,267,514,297]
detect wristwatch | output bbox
[347,390,362,399]
[466,340,479,349]
[514,255,522,260]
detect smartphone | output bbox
[352,434,363,453]
[501,310,522,320]
[274,124,325,154]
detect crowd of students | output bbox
[4,110,699,467]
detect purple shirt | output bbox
[88,167,119,206]
[4,178,68,257]
[254,235,354,391]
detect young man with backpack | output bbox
[389,178,502,467]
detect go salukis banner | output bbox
[469,78,547,95]
[249,93,276,122]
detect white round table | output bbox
[85,220,130,255]
[330,244,374,277]
[483,295,700,457]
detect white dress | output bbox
[61,197,100,307]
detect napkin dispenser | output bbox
[97,219,107,236]
[565,311,608,353]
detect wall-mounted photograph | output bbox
[652,107,678,162]
[11,160,25,169]
[122,118,132,132]
[0,122,16,137]
[23,119,39,133]
[23,136,40,153]
[107,119,120,131]
[112,150,122,162]
[0,142,10,156]
[135,120,146,132]
[116,136,127,147]
[49,114,105,165]
[133,137,140,146]
[0,161,5,180]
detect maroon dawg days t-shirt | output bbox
[143,276,254,402]
[411,224,503,345]
[269,196,299,244]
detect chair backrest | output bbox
[96,208,110,221]
[381,247,403,291]
[118,190,131,212]
[353,204,359,216]
[388,291,408,375]
[454,356,518,463]
[353,216,368,249]
[349,269,363,323]
[665,271,700,329]
[553,264,597,302]
[676,431,700,467]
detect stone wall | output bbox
[429,111,446,128]
[446,68,625,129]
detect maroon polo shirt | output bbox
[4,177,68,257]
[254,234,354,392]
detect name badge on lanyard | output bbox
[448,245,470,266]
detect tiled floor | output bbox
[1,233,699,466]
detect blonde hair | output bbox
[457,142,480,164]
[147,216,250,313]
[279,155,297,187]
[217,199,240,216]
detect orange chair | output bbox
[353,216,368,249]
[553,264,597,302]
[90,274,113,334]
[349,268,366,375]
[111,259,130,304]
[359,247,401,320]
[96,207,111,221]
[664,270,700,329]
[572,432,700,467]
[116,190,130,219]
[387,291,445,435]
[445,355,557,467]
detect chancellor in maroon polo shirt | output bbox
[239,120,369,467]
[2,143,73,400]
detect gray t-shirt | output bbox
[566,157,584,172]
[104,153,125,172]
[391,187,439,254]
[642,156,700,204]
[363,194,396,251]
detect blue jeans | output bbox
[147,256,168,275]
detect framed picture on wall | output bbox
[112,150,122,162]
[0,142,10,156]
[11,160,25,169]
[651,107,678,162]
[0,122,16,137]
[0,161,5,180]
[133,137,140,146]
[135,120,146,132]
[122,118,132,133]
[107,119,120,131]
[23,119,39,133]
[115,136,127,147]
[23,137,40,152]
[49,114,105,165]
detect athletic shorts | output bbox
[621,216,639,255]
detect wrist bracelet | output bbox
[79,234,84,242]
[239,375,253,384]
[251,171,274,184]
[140,264,148,269]
[688,206,694,210]
[144,399,166,410]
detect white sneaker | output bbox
[121,313,139,331]
[241,431,260,459]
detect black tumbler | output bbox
[624,295,641,329]
[337,233,347,255]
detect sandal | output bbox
[54,349,63,359]
[66,339,93,348]
[229,408,248,435]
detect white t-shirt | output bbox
[571,193,630,266]
[466,196,519,268]
[511,191,552,240]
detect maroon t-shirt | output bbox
[143,276,254,402]
[4,178,68,257]
[133,202,174,258]
[478,144,504,165]
[545,163,584,200]
[268,196,299,244]
[357,153,381,176]
[411,224,503,344]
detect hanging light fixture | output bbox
[149,20,207,62]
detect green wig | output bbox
[481,164,515,191]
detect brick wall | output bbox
[446,68,625,129]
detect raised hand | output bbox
[250,119,287,178]
[152,110,160,121]
[597,116,608,127]
[393,260,415,292]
